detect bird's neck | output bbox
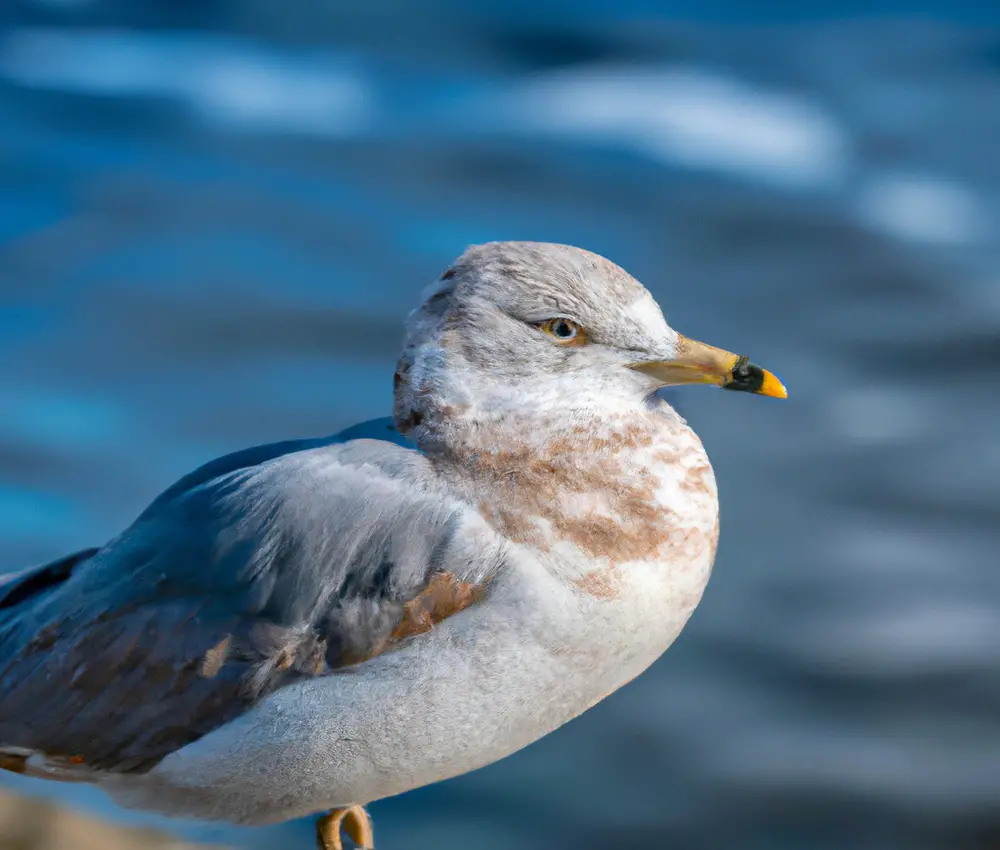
[422,398,720,579]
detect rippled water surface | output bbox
[1,4,999,849]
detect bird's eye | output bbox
[540,318,586,345]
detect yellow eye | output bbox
[540,318,587,345]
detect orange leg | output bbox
[316,805,374,850]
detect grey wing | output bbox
[0,427,503,774]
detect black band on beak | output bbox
[722,356,766,394]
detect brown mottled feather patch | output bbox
[390,572,487,642]
[573,568,621,600]
[451,422,672,563]
[198,634,232,678]
[680,462,714,496]
[437,415,716,599]
[553,514,627,561]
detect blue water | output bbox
[1,3,999,849]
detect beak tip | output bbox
[758,369,788,399]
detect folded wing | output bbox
[0,420,503,774]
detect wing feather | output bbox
[0,420,502,773]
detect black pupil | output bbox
[554,321,573,337]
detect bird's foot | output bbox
[316,805,374,850]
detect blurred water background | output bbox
[1,2,999,849]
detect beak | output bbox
[629,334,787,399]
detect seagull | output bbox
[0,242,785,850]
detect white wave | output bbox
[857,173,986,244]
[0,27,372,136]
[496,65,849,187]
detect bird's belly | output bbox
[113,555,709,826]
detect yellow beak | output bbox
[629,334,787,399]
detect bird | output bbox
[0,242,786,850]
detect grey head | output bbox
[393,241,785,436]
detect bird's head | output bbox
[394,241,785,436]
